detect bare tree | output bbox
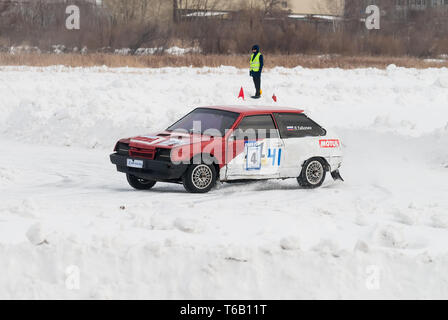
[261,0,281,16]
[104,0,169,25]
[102,0,171,52]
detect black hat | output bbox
[252,45,259,51]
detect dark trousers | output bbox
[252,76,261,96]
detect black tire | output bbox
[297,158,327,189]
[182,163,217,193]
[126,174,156,190]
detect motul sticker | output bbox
[319,139,340,148]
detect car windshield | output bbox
[167,108,239,137]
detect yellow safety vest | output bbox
[250,53,261,72]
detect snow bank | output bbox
[1,65,447,150]
[2,241,448,299]
[113,46,201,56]
[0,66,448,299]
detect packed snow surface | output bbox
[1,65,448,299]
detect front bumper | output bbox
[110,153,188,181]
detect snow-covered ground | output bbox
[0,65,448,299]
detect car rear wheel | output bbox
[297,158,326,189]
[126,174,157,190]
[182,163,217,193]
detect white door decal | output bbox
[245,141,262,171]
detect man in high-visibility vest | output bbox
[249,44,264,99]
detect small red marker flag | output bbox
[238,87,245,100]
[272,93,277,102]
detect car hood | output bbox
[121,131,209,149]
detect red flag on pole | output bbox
[238,87,245,100]
[272,93,277,102]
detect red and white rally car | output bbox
[110,106,344,193]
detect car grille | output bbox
[116,143,171,162]
[129,147,156,160]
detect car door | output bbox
[273,113,327,178]
[225,114,284,180]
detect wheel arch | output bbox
[301,156,330,172]
[190,153,221,178]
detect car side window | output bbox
[234,115,279,140]
[274,113,326,138]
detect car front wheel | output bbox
[182,163,217,193]
[126,174,157,190]
[297,158,327,189]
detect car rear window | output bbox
[274,113,326,138]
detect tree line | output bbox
[0,0,447,57]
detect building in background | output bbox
[395,0,448,10]
[175,0,344,20]
[346,0,448,20]
[287,0,344,15]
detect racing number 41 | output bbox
[268,148,282,166]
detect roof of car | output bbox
[199,105,304,115]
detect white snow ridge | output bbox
[0,65,448,299]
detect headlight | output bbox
[156,148,172,162]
